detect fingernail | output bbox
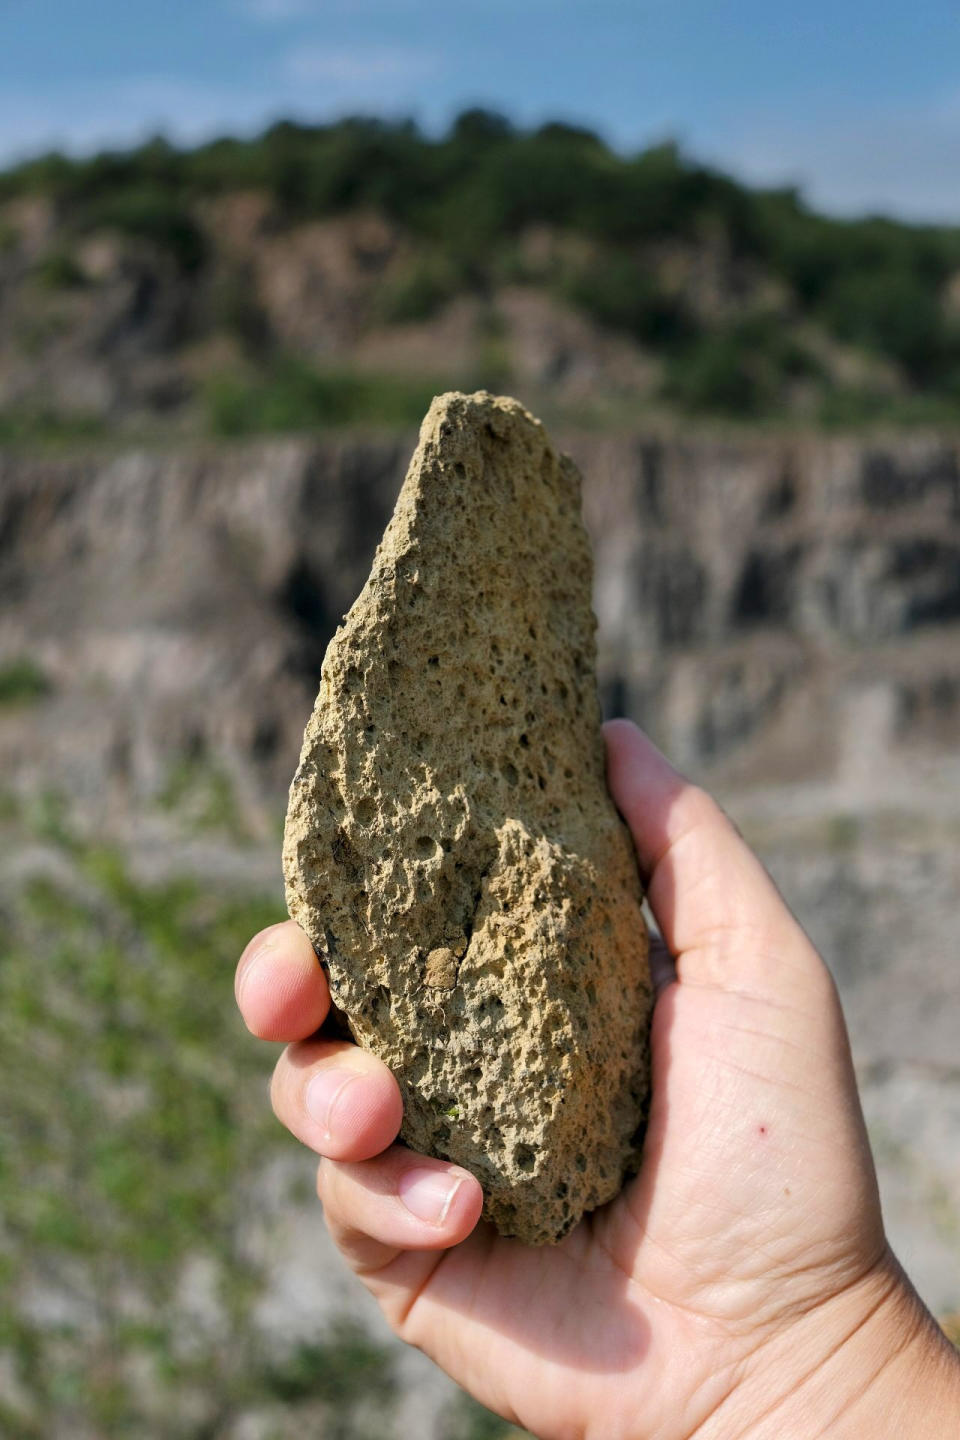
[304,1069,357,1138]
[398,1167,464,1225]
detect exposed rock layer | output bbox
[283,391,652,1243]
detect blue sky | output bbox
[2,0,959,220]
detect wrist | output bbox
[817,1259,960,1439]
[712,1250,960,1439]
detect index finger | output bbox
[235,920,331,1041]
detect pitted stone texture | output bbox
[283,390,651,1244]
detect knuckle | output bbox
[683,781,722,825]
[677,782,740,849]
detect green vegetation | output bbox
[204,360,447,435]
[158,750,250,841]
[81,182,206,272]
[0,656,51,705]
[31,248,87,291]
[663,315,821,417]
[375,250,468,324]
[254,1321,398,1440]
[0,408,108,448]
[0,797,517,1434]
[0,811,283,1433]
[825,812,862,855]
[2,111,960,422]
[443,1392,526,1439]
[208,265,271,352]
[0,804,408,1435]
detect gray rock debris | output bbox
[283,390,651,1244]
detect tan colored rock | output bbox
[283,390,651,1244]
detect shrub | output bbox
[80,183,206,271]
[376,252,466,324]
[0,408,107,446]
[208,266,271,352]
[32,249,86,290]
[0,657,51,705]
[665,328,770,416]
[820,266,955,384]
[666,317,821,417]
[205,360,443,435]
[559,252,693,346]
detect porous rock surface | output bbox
[283,390,651,1244]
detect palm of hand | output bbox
[372,944,883,1440]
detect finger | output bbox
[604,719,822,995]
[271,1035,404,1162]
[318,1144,484,1277]
[235,920,330,1042]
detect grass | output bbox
[825,812,861,855]
[0,797,525,1436]
[157,751,251,842]
[817,385,960,429]
[0,800,419,1435]
[0,409,108,448]
[0,818,287,1434]
[204,359,446,436]
[443,1394,528,1439]
[0,657,51,705]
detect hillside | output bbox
[3,109,960,1432]
[3,110,960,441]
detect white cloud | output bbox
[235,0,457,19]
[234,0,569,22]
[697,94,960,223]
[0,76,275,167]
[241,0,316,20]
[283,42,439,89]
[0,55,440,173]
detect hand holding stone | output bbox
[236,721,960,1440]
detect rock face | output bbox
[283,390,652,1244]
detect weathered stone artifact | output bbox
[283,390,652,1244]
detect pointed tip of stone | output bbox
[420,390,546,446]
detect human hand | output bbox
[236,720,960,1438]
